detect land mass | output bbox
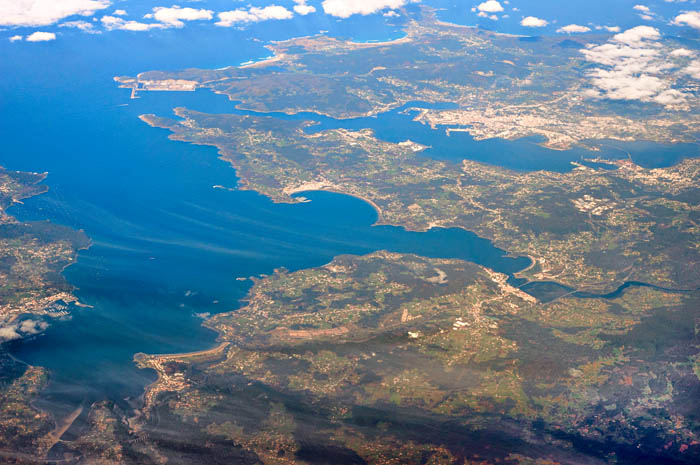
[52,8,700,465]
[58,252,700,464]
[117,8,700,150]
[119,7,700,294]
[140,109,700,294]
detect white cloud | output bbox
[0,326,20,341]
[293,0,316,15]
[557,24,590,34]
[0,319,48,341]
[582,26,690,106]
[583,43,660,68]
[216,10,258,25]
[60,20,96,32]
[294,4,316,15]
[26,31,56,41]
[476,11,498,20]
[684,60,700,79]
[612,25,660,46]
[217,10,258,25]
[586,69,665,100]
[322,0,408,18]
[0,0,110,27]
[216,5,293,26]
[101,15,163,31]
[633,5,651,12]
[604,25,621,32]
[477,1,503,13]
[101,5,213,31]
[9,34,23,42]
[670,48,695,57]
[520,16,547,27]
[112,9,126,16]
[149,6,213,28]
[673,11,700,30]
[653,88,686,105]
[247,5,294,20]
[19,319,48,334]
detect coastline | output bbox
[0,169,92,455]
[133,339,230,418]
[140,111,387,227]
[320,190,385,226]
[138,111,687,297]
[348,34,412,48]
[238,53,286,69]
[286,186,385,226]
[140,340,230,361]
[1,171,91,329]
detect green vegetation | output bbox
[116,252,700,464]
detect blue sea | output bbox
[1,0,698,430]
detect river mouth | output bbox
[131,88,700,173]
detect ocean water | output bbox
[1,18,529,420]
[1,0,698,428]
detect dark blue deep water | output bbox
[1,2,698,425]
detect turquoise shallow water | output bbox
[1,1,698,427]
